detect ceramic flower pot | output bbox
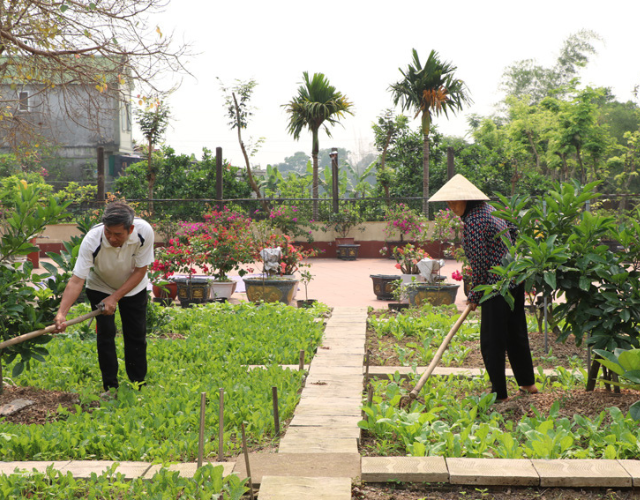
[243,276,299,305]
[406,283,460,307]
[336,244,360,260]
[175,277,210,308]
[208,280,237,300]
[370,274,400,300]
[152,281,178,300]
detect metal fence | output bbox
[67,197,428,223]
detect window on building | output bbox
[19,91,29,112]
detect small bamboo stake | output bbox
[217,388,224,462]
[365,384,374,422]
[241,423,255,500]
[197,392,206,468]
[364,349,371,387]
[272,386,280,436]
[298,350,305,371]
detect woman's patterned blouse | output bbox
[462,202,517,304]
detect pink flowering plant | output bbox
[383,203,426,242]
[433,208,463,243]
[258,204,315,242]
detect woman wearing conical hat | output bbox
[430,174,538,403]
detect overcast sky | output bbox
[144,0,640,169]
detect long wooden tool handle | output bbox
[409,304,473,399]
[0,306,104,350]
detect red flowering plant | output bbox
[451,247,472,281]
[149,237,203,292]
[389,243,430,274]
[382,203,426,242]
[191,207,257,281]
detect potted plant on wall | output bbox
[325,205,365,260]
[167,238,211,308]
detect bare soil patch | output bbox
[0,385,84,425]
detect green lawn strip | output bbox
[0,463,247,499]
[1,302,327,462]
[360,371,640,459]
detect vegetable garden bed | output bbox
[361,306,640,460]
[0,301,328,463]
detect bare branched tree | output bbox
[0,0,190,155]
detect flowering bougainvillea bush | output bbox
[151,207,258,281]
[258,204,316,242]
[383,203,426,242]
[433,208,463,243]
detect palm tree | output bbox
[390,49,472,214]
[283,72,353,217]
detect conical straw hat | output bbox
[429,174,489,202]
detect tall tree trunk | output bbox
[380,129,392,203]
[525,131,541,172]
[423,131,430,216]
[147,138,155,215]
[232,93,268,211]
[575,145,586,185]
[510,159,520,196]
[312,129,320,220]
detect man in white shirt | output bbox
[54,202,154,393]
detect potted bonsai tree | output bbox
[325,204,365,260]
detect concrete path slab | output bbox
[361,457,448,483]
[258,475,352,500]
[59,460,152,479]
[284,425,361,440]
[0,461,71,475]
[532,459,632,487]
[292,405,362,417]
[300,385,363,399]
[143,462,235,479]
[232,453,360,484]
[618,460,640,487]
[306,366,363,377]
[278,437,358,454]
[289,415,362,428]
[448,458,539,486]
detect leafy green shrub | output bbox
[0,182,70,383]
[477,181,640,388]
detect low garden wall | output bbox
[36,222,455,260]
